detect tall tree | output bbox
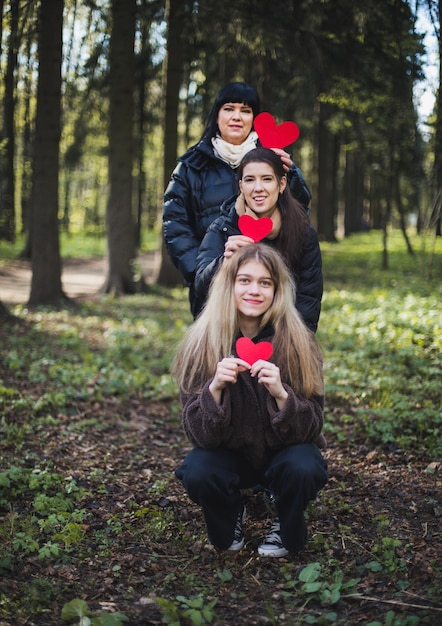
[20,8,36,241]
[308,0,423,241]
[0,0,4,59]
[428,0,442,235]
[317,101,339,240]
[157,0,186,287]
[28,0,66,306]
[103,0,137,294]
[0,0,19,242]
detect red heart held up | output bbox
[238,214,273,242]
[254,112,300,149]
[236,337,273,366]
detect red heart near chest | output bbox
[238,214,273,242]
[236,337,273,366]
[254,112,300,149]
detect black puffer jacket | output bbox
[192,199,323,332]
[162,136,311,286]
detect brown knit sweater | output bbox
[180,370,326,471]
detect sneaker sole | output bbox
[257,545,289,557]
[227,537,245,551]
[227,505,246,551]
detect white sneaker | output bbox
[227,505,246,551]
[258,517,289,557]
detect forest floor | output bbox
[0,252,160,304]
[0,253,441,625]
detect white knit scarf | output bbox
[211,131,258,168]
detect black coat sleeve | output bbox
[287,163,312,207]
[162,162,201,285]
[190,219,229,317]
[295,224,323,332]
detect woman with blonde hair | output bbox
[173,244,328,557]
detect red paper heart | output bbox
[236,337,273,366]
[254,112,300,149]
[238,214,273,242]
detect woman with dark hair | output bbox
[192,147,322,332]
[162,82,310,309]
[172,244,328,557]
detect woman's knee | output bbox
[176,448,211,487]
[176,447,241,495]
[269,444,328,484]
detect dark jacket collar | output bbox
[236,322,275,344]
[178,136,219,169]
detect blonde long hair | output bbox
[172,244,324,397]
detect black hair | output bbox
[202,82,261,139]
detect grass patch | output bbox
[0,228,161,263]
[318,230,441,458]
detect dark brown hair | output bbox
[238,147,309,271]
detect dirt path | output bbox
[0,252,160,305]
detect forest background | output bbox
[0,1,441,625]
[0,0,441,305]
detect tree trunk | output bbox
[317,101,337,241]
[344,149,365,235]
[394,169,414,255]
[0,299,11,321]
[104,0,138,295]
[135,46,146,250]
[134,0,151,250]
[0,0,4,59]
[20,21,34,249]
[381,161,394,270]
[431,0,442,237]
[28,0,67,306]
[157,0,185,287]
[0,0,19,242]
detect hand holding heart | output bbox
[223,234,254,258]
[210,356,250,393]
[236,337,286,401]
[209,342,287,406]
[224,214,273,258]
[212,335,274,389]
[238,214,273,242]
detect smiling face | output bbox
[234,259,275,328]
[239,161,287,218]
[217,102,254,145]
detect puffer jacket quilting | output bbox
[192,199,323,332]
[162,136,311,285]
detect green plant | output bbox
[367,610,421,625]
[61,598,128,625]
[216,568,233,582]
[301,562,359,606]
[156,593,218,625]
[318,274,442,457]
[0,465,90,561]
[366,537,406,573]
[280,561,360,621]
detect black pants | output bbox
[175,444,328,552]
